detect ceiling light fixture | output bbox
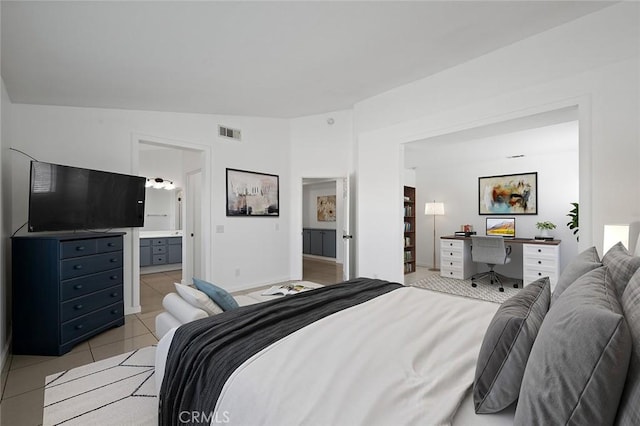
[145,177,176,190]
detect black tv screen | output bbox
[28,161,146,232]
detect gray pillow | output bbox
[473,277,550,414]
[603,242,640,297]
[550,246,601,306]
[514,267,632,425]
[616,268,640,426]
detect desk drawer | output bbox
[524,273,558,285]
[61,302,123,344]
[524,244,558,258]
[61,268,123,301]
[153,255,167,265]
[441,248,463,261]
[441,267,464,280]
[152,239,167,246]
[60,240,97,259]
[61,285,123,322]
[61,252,123,280]
[524,257,557,269]
[441,239,464,250]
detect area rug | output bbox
[43,346,158,426]
[409,274,521,304]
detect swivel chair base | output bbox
[471,269,519,292]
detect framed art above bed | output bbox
[226,168,279,216]
[479,172,537,215]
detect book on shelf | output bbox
[261,284,314,296]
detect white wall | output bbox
[414,122,579,277]
[354,3,640,282]
[289,110,353,278]
[8,104,291,313]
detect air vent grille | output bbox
[218,125,242,141]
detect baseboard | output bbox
[1,332,12,398]
[303,254,337,263]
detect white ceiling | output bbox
[1,1,613,118]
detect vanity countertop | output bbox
[139,230,184,238]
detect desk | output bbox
[440,236,561,289]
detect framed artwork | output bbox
[317,195,336,222]
[226,168,279,216]
[478,172,537,215]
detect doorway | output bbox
[301,177,352,284]
[130,134,212,314]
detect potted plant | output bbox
[536,221,556,238]
[567,202,579,241]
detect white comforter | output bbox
[158,287,499,426]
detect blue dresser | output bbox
[12,232,125,355]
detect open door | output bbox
[185,169,203,281]
[342,176,355,280]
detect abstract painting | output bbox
[226,168,279,216]
[317,195,336,222]
[478,172,537,215]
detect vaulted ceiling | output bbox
[1,1,614,118]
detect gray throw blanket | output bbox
[159,278,401,426]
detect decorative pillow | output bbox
[514,267,632,425]
[174,283,223,316]
[603,242,640,297]
[615,268,640,425]
[473,277,550,414]
[550,246,601,306]
[193,277,239,311]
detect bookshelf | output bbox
[403,186,416,274]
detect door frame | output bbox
[130,133,212,313]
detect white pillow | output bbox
[174,283,223,316]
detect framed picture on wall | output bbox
[226,168,279,216]
[478,172,537,215]
[317,195,336,222]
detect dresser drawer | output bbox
[152,239,167,246]
[61,302,124,344]
[61,251,123,280]
[61,268,123,301]
[153,254,167,265]
[61,285,123,322]
[60,240,97,259]
[441,239,464,250]
[524,272,558,285]
[441,258,463,270]
[152,246,167,254]
[140,238,151,247]
[524,257,558,269]
[97,237,123,253]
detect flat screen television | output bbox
[486,217,516,238]
[28,161,146,232]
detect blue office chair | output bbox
[470,236,519,292]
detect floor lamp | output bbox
[425,201,445,271]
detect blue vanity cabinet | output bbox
[140,236,182,267]
[167,237,182,264]
[140,238,151,267]
[12,232,125,356]
[302,228,336,258]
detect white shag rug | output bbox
[409,274,521,304]
[43,346,158,426]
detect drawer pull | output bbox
[450,262,453,266]
[74,304,83,310]
[538,272,542,276]
[107,242,115,247]
[450,252,453,256]
[111,309,120,315]
[110,258,118,263]
[538,249,542,253]
[110,275,118,280]
[538,260,542,264]
[73,265,83,270]
[110,292,119,297]
[76,246,85,251]
[449,243,453,246]
[449,271,453,275]
[74,284,83,290]
[75,324,84,330]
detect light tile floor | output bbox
[0,260,340,425]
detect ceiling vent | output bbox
[218,125,242,141]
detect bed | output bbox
[156,235,640,426]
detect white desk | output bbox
[440,236,561,290]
